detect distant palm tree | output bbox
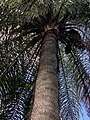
[0,0,90,120]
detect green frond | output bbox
[57,37,90,118]
[71,49,90,116]
[0,38,43,119]
[58,42,80,120]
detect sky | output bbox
[80,105,90,120]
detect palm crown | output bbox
[0,0,90,120]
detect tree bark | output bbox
[30,30,59,120]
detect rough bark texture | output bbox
[30,30,59,120]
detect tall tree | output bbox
[0,0,90,120]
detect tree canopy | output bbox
[0,0,90,120]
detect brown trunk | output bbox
[30,30,59,120]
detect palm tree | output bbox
[0,0,90,120]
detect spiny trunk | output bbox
[30,30,59,120]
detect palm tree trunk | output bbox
[30,30,59,120]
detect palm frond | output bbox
[0,33,43,119]
[71,48,90,116]
[58,42,80,120]
[0,35,42,78]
